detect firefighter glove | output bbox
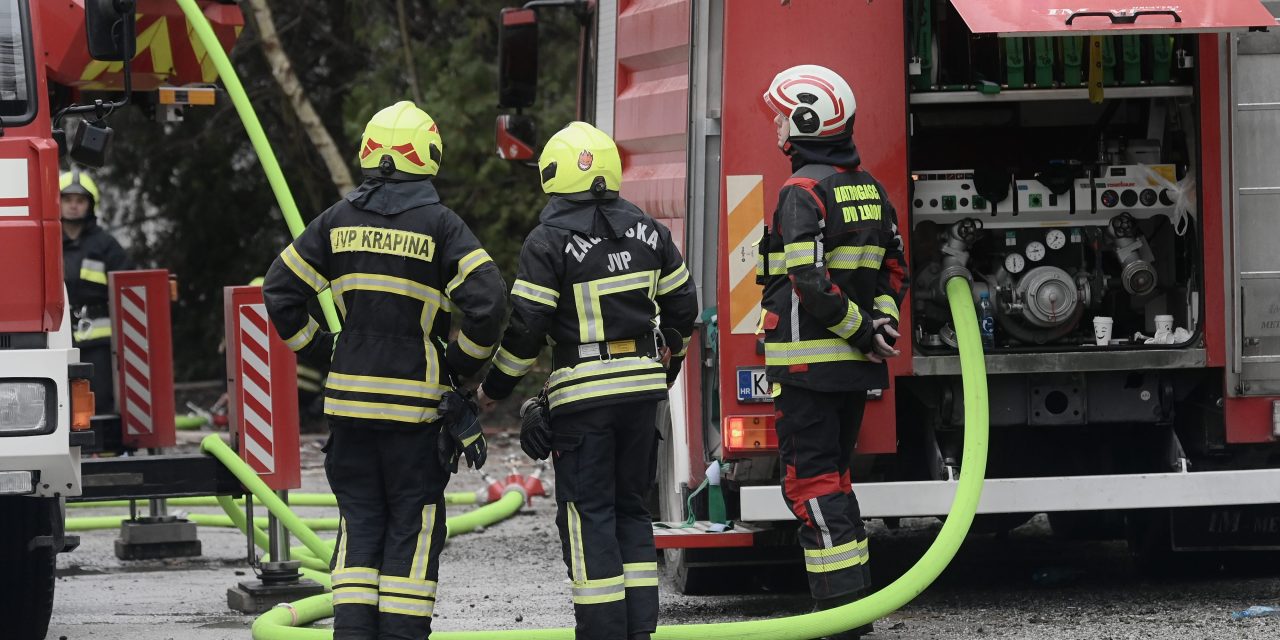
[518,394,552,461]
[438,390,487,471]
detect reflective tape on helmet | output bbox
[764,338,868,365]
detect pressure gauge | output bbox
[1045,229,1067,250]
[1004,252,1026,274]
[1026,241,1047,262]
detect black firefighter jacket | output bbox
[480,195,699,416]
[759,158,909,393]
[264,178,506,426]
[63,220,132,344]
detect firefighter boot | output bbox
[813,589,872,639]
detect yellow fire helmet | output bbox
[59,167,101,206]
[538,121,621,196]
[358,101,443,179]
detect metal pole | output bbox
[269,490,291,563]
[148,497,168,519]
[128,499,137,521]
[245,492,256,567]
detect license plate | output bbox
[736,368,771,403]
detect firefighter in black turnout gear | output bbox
[478,122,698,640]
[264,101,506,640]
[61,167,133,413]
[759,65,910,637]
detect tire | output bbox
[0,496,58,640]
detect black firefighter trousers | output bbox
[774,384,871,602]
[324,420,450,640]
[551,400,660,640]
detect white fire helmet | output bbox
[763,64,857,140]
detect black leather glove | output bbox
[874,315,898,348]
[437,390,486,471]
[518,394,552,461]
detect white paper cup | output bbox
[1154,314,1174,335]
[1093,317,1114,346]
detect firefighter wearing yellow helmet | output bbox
[263,101,506,639]
[479,122,698,640]
[60,166,132,413]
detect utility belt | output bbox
[73,303,110,321]
[552,332,661,370]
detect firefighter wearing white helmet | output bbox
[263,101,506,639]
[60,166,132,413]
[479,121,698,640]
[758,65,909,638]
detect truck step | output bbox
[651,521,760,549]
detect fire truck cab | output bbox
[0,2,242,636]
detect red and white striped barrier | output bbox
[110,270,175,449]
[224,286,300,490]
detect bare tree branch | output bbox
[396,0,425,104]
[243,0,356,197]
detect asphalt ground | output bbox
[45,431,1280,639]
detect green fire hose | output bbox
[218,277,989,640]
[68,492,478,510]
[174,0,340,333]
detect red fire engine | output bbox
[495,0,1280,589]
[0,2,243,635]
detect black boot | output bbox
[629,634,653,640]
[813,590,873,639]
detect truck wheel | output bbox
[0,496,58,640]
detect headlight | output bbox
[0,381,52,435]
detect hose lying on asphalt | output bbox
[67,492,478,510]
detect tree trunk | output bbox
[243,0,356,197]
[396,0,425,104]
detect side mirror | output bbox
[496,114,537,163]
[497,8,539,109]
[85,0,137,62]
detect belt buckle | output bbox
[606,339,636,361]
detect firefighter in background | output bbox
[477,122,698,640]
[263,101,506,640]
[758,65,909,638]
[61,167,133,413]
